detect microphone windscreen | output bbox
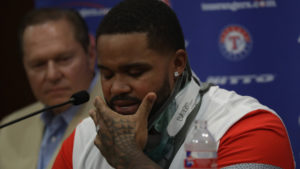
[70,91,90,105]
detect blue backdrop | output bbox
[36,0,300,166]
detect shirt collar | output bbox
[41,105,79,126]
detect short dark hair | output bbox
[96,0,185,54]
[19,8,89,56]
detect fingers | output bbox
[89,109,97,125]
[94,134,108,159]
[93,96,111,137]
[93,96,107,118]
[89,108,101,134]
[94,134,102,149]
[94,96,121,119]
[93,96,111,128]
[135,92,157,149]
[136,92,157,119]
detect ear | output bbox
[87,34,97,72]
[172,49,187,76]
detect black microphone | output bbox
[0,90,90,129]
[70,90,90,105]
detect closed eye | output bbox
[56,55,73,65]
[124,64,152,78]
[127,69,145,78]
[98,66,114,80]
[103,73,114,80]
[29,61,46,70]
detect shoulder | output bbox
[73,117,97,162]
[1,102,43,123]
[72,117,98,157]
[0,102,44,135]
[199,86,277,141]
[203,86,273,112]
[71,117,109,169]
[74,117,96,139]
[218,110,295,168]
[53,129,76,169]
[0,102,45,169]
[64,117,96,150]
[53,117,96,169]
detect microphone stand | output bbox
[0,100,72,129]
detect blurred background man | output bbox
[0,8,102,169]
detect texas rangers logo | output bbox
[219,25,252,61]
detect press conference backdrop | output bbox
[36,0,300,166]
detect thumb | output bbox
[135,92,157,149]
[89,109,98,125]
[136,92,157,119]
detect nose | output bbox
[45,61,62,83]
[110,76,131,96]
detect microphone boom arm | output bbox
[0,90,89,129]
[0,100,72,129]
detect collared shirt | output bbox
[37,71,99,169]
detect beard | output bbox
[106,73,172,119]
[148,75,171,119]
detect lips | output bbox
[112,100,140,115]
[45,87,69,96]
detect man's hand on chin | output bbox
[89,92,160,169]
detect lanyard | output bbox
[145,82,213,168]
